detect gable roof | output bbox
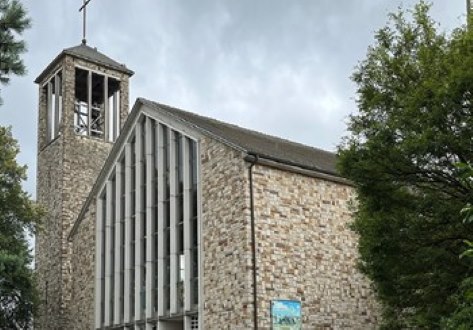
[35,43,134,83]
[69,98,344,239]
[139,98,338,176]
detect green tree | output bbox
[0,0,38,327]
[0,127,43,328]
[338,2,473,328]
[442,163,473,329]
[0,0,31,104]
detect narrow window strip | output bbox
[114,162,123,325]
[145,117,155,318]
[183,137,192,312]
[94,197,105,329]
[104,181,114,325]
[134,122,144,321]
[123,143,132,323]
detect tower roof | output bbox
[35,43,134,83]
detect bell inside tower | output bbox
[74,67,121,141]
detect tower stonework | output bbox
[35,44,133,329]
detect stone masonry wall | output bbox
[200,138,380,329]
[35,137,64,329]
[69,202,96,329]
[200,137,255,329]
[35,53,131,329]
[60,134,112,327]
[252,164,380,329]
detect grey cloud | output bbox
[0,0,466,197]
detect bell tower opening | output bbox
[42,70,63,142]
[74,67,121,141]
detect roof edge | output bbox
[138,98,248,154]
[137,98,338,173]
[244,153,351,186]
[35,47,134,84]
[34,51,65,83]
[69,98,346,239]
[63,48,134,76]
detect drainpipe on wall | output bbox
[247,153,259,330]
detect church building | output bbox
[34,42,379,329]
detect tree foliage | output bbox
[0,1,37,327]
[0,126,43,328]
[338,2,473,328]
[0,0,31,103]
[442,164,473,329]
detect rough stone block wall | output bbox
[35,137,64,329]
[200,137,254,329]
[60,135,112,327]
[35,53,131,329]
[69,202,96,329]
[252,165,380,329]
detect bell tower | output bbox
[34,44,133,329]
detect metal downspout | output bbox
[248,154,259,329]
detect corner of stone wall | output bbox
[200,137,255,328]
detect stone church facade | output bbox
[35,44,379,329]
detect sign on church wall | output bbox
[271,300,302,330]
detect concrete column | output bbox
[145,118,155,321]
[134,122,144,321]
[169,131,178,315]
[183,137,192,312]
[114,90,119,140]
[196,142,203,330]
[124,143,132,323]
[94,197,104,329]
[114,162,123,325]
[157,124,165,317]
[104,181,113,326]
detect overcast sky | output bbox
[0,0,467,197]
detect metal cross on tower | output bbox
[79,0,94,45]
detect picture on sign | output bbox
[271,300,302,329]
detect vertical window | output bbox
[153,123,159,311]
[144,118,156,318]
[110,177,116,324]
[91,73,105,137]
[130,137,136,318]
[44,71,62,142]
[140,121,147,318]
[120,158,126,322]
[175,132,185,312]
[189,139,199,309]
[162,125,171,313]
[96,121,200,328]
[108,78,121,142]
[100,195,107,327]
[74,68,89,136]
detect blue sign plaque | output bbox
[271,300,302,329]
